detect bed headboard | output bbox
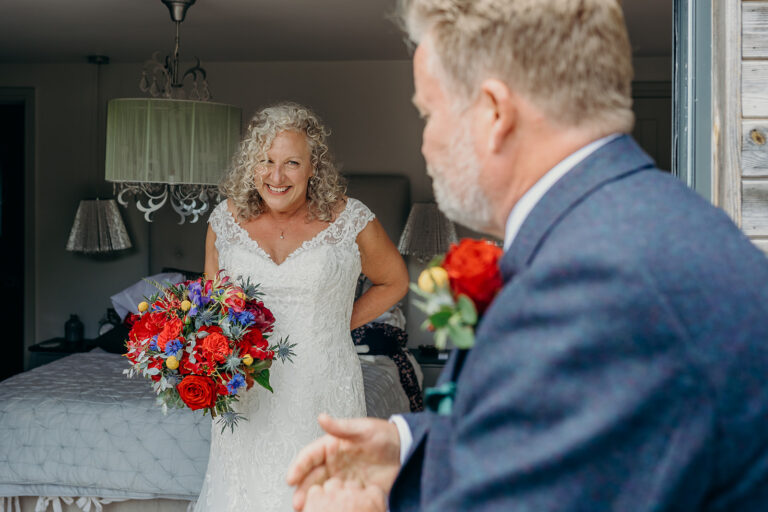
[148,173,411,274]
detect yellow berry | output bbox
[180,300,192,312]
[166,356,179,370]
[138,301,149,313]
[417,267,449,293]
[242,354,254,366]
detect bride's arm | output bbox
[352,219,409,330]
[204,224,219,278]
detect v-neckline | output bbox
[225,200,350,267]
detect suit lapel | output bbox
[500,134,654,281]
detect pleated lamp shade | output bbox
[66,199,132,253]
[397,202,458,261]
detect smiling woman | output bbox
[197,101,409,511]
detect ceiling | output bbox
[0,0,672,63]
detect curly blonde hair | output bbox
[219,102,346,222]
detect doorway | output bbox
[0,89,34,380]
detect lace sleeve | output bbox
[207,200,228,232]
[345,198,376,237]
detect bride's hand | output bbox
[286,413,401,511]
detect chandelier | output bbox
[105,0,242,224]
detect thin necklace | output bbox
[271,205,306,241]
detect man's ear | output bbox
[477,79,516,154]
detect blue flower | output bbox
[165,339,183,355]
[149,335,159,351]
[226,374,246,395]
[229,310,255,326]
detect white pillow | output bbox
[110,272,185,321]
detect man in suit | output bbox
[286,0,768,510]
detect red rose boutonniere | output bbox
[411,239,503,349]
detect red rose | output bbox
[176,375,217,410]
[246,302,275,333]
[442,239,503,314]
[157,317,184,351]
[201,332,232,364]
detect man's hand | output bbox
[304,478,387,512]
[286,414,401,511]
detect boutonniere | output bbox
[411,239,504,350]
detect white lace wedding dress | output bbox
[194,198,371,511]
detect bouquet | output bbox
[411,239,504,349]
[123,271,295,432]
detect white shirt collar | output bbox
[503,134,621,251]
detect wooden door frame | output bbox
[673,0,714,201]
[711,0,742,224]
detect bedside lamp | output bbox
[397,202,457,262]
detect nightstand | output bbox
[409,348,450,389]
[28,338,93,370]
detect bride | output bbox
[196,102,409,511]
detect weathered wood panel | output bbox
[713,0,742,221]
[741,180,768,234]
[742,121,768,176]
[742,62,768,117]
[752,238,768,254]
[743,2,768,59]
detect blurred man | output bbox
[288,1,768,510]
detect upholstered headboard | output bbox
[147,173,411,274]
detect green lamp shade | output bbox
[105,98,241,185]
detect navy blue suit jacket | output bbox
[390,135,768,511]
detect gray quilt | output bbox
[0,350,411,500]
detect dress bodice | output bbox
[195,198,372,512]
[209,197,374,331]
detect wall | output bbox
[0,54,673,363]
[0,60,433,363]
[739,2,768,252]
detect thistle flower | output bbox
[218,411,247,434]
[237,277,263,301]
[273,338,297,364]
[195,309,217,329]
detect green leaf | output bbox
[434,328,448,350]
[447,324,475,349]
[429,310,453,328]
[254,369,273,393]
[409,283,432,299]
[428,255,445,267]
[457,295,478,325]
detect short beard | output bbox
[428,123,495,234]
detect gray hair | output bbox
[220,102,346,222]
[397,0,635,133]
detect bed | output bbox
[0,173,418,512]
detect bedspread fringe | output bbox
[0,497,20,512]
[34,497,127,512]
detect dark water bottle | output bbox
[65,314,84,343]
